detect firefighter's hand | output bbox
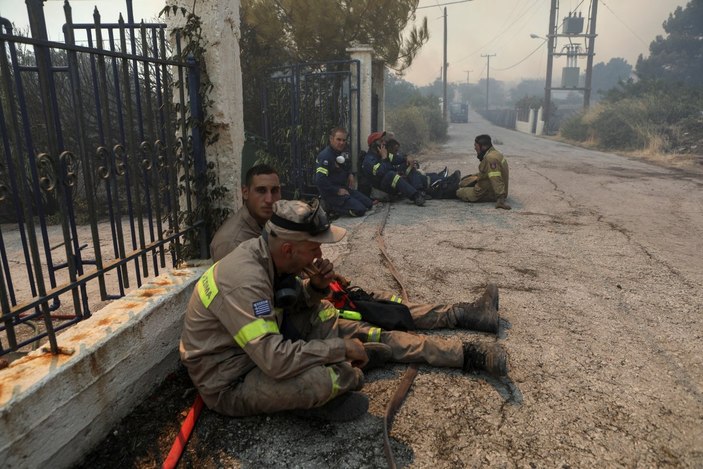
[344,338,369,369]
[333,273,351,288]
[307,258,335,290]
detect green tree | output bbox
[591,58,632,100]
[242,0,428,71]
[635,0,703,87]
[240,0,429,134]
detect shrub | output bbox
[386,106,429,153]
[559,112,590,142]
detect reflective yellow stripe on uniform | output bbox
[197,264,219,308]
[391,174,401,188]
[367,327,382,343]
[316,167,329,176]
[325,366,341,403]
[372,162,381,175]
[318,307,338,322]
[488,171,502,178]
[234,319,280,348]
[389,295,402,303]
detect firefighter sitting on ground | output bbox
[211,164,504,335]
[182,200,509,422]
[456,134,511,210]
[314,126,374,218]
[384,137,462,200]
[361,131,426,206]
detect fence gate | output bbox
[262,60,360,198]
[0,1,206,357]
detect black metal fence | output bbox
[0,1,206,357]
[262,60,360,198]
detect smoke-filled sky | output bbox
[404,0,690,85]
[1,0,691,86]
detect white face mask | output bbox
[336,154,347,165]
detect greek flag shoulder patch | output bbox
[252,299,273,317]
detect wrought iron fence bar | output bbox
[150,27,167,269]
[94,12,131,291]
[63,2,107,304]
[117,18,146,287]
[139,24,162,274]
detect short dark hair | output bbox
[245,164,278,187]
[329,127,348,137]
[475,134,492,148]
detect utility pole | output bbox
[464,70,472,84]
[442,7,448,121]
[544,0,557,131]
[481,53,495,112]
[583,0,599,109]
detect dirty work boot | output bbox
[438,166,448,179]
[495,197,512,210]
[291,392,369,422]
[362,342,392,371]
[463,342,508,376]
[411,191,425,206]
[451,284,500,333]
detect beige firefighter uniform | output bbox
[369,290,460,329]
[180,236,363,417]
[209,205,262,262]
[456,147,509,202]
[338,319,463,368]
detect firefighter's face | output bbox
[243,173,281,226]
[330,131,347,152]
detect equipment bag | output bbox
[328,283,415,331]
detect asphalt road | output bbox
[317,113,703,468]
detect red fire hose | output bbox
[162,394,204,469]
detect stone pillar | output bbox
[166,0,244,210]
[346,45,374,173]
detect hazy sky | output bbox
[405,0,690,85]
[1,0,691,86]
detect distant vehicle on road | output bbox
[449,102,469,123]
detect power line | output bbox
[494,40,546,71]
[599,0,649,47]
[417,0,473,10]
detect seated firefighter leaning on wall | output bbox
[314,126,375,218]
[383,136,462,200]
[185,199,510,422]
[211,164,505,339]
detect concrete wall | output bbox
[0,262,210,469]
[515,107,545,136]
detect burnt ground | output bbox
[74,116,702,468]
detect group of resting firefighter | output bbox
[313,127,510,217]
[180,131,512,421]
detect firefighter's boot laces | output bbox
[462,342,508,377]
